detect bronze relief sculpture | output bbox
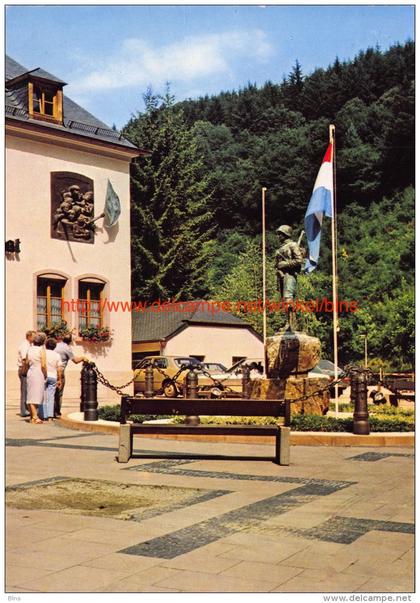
[51,173,95,243]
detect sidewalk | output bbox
[6,402,414,594]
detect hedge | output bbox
[98,405,171,424]
[98,405,414,432]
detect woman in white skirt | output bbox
[23,332,47,424]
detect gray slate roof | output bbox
[5,56,28,80]
[132,303,262,342]
[5,55,137,150]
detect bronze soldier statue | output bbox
[275,224,304,331]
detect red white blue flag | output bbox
[304,143,334,273]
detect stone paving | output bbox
[5,402,415,594]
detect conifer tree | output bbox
[124,87,214,301]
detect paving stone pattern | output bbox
[283,516,415,544]
[119,481,353,559]
[5,414,414,593]
[348,452,414,462]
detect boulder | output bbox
[266,330,320,377]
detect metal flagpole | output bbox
[262,187,267,376]
[329,125,339,415]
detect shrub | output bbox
[98,405,171,423]
[98,406,414,431]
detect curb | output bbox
[58,414,414,447]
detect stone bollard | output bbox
[82,362,98,421]
[350,368,370,435]
[242,364,251,398]
[145,364,154,398]
[185,368,200,425]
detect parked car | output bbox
[133,355,243,398]
[201,362,228,374]
[133,355,202,397]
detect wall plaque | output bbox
[51,172,95,244]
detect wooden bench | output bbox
[384,379,415,406]
[117,396,291,465]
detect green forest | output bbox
[123,41,414,370]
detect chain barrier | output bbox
[281,365,372,406]
[89,360,239,398]
[88,360,372,403]
[89,362,139,397]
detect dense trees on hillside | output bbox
[123,41,414,368]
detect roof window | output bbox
[29,79,63,124]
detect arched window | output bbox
[36,274,67,330]
[78,277,106,329]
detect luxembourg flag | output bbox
[304,143,334,273]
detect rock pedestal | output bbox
[249,376,329,415]
[266,330,320,377]
[251,330,329,416]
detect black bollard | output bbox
[80,362,88,412]
[83,362,99,421]
[242,364,251,399]
[351,368,370,435]
[145,364,154,398]
[185,368,200,425]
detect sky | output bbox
[5,4,415,129]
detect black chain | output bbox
[199,368,237,394]
[89,361,370,403]
[90,363,141,397]
[90,360,237,398]
[287,365,371,405]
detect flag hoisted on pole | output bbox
[304,126,340,414]
[329,125,340,412]
[304,142,334,273]
[262,187,267,377]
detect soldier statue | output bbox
[275,224,304,331]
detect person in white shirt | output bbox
[17,330,35,417]
[42,338,63,422]
[54,334,88,417]
[24,332,47,424]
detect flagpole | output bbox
[329,125,339,415]
[262,187,267,376]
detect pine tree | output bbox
[124,88,215,301]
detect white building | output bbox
[132,305,264,368]
[6,55,140,403]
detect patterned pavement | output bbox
[5,404,414,593]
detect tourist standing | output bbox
[17,330,35,417]
[24,332,47,424]
[42,338,63,422]
[54,334,88,417]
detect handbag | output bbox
[20,354,29,376]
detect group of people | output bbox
[18,331,88,424]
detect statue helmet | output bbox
[277,224,293,238]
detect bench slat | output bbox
[131,424,280,436]
[121,397,288,421]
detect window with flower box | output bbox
[78,280,105,329]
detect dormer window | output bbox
[28,79,63,124]
[6,64,66,126]
[33,86,55,117]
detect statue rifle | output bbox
[297,230,305,246]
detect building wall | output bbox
[163,325,264,367]
[6,133,133,403]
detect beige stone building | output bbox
[6,55,140,402]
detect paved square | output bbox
[6,404,414,593]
